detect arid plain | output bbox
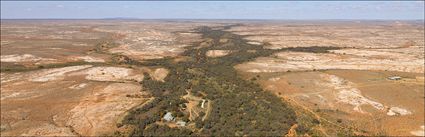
[1,20,424,136]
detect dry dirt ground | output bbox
[247,70,424,136]
[234,21,424,74]
[1,20,224,68]
[1,20,113,68]
[234,21,424,136]
[205,50,232,58]
[0,65,153,136]
[228,20,424,49]
[1,20,207,136]
[98,21,223,61]
[1,20,424,136]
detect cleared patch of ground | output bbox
[181,90,210,121]
[150,68,169,82]
[205,50,232,57]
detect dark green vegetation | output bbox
[0,61,92,72]
[120,25,343,136]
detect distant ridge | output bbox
[101,17,140,20]
[1,18,424,22]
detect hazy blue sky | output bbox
[1,1,424,20]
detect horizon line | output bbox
[1,18,424,21]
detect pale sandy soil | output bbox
[66,83,148,136]
[84,67,144,82]
[1,54,56,63]
[0,65,92,84]
[0,66,149,136]
[205,50,232,58]
[1,20,217,66]
[321,73,385,113]
[19,123,76,136]
[228,21,424,49]
[75,56,105,63]
[151,68,169,82]
[1,21,114,67]
[411,125,425,136]
[236,49,424,73]
[182,90,209,121]
[31,65,93,82]
[98,21,224,60]
[234,21,424,136]
[251,70,424,136]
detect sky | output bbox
[1,1,424,20]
